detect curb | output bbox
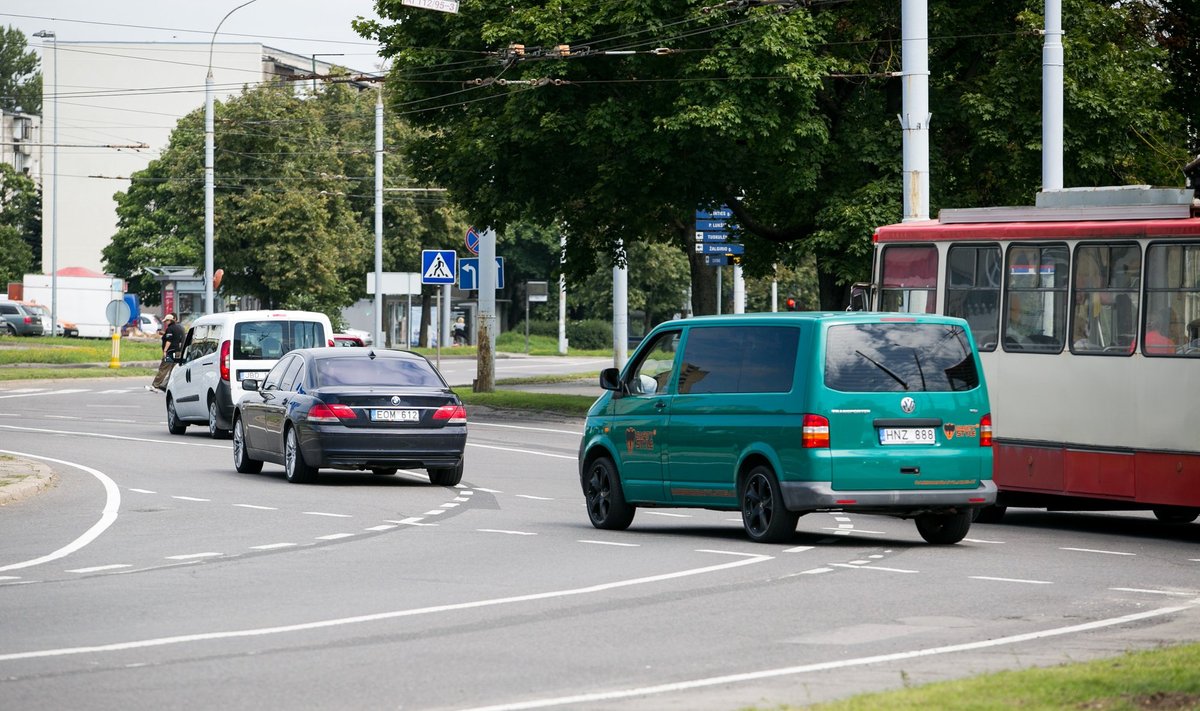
[0,456,57,506]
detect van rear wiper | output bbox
[911,350,927,391]
[855,350,909,390]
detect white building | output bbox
[0,108,41,178]
[39,42,356,274]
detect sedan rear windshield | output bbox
[824,323,980,392]
[314,357,446,388]
[233,321,325,360]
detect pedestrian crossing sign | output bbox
[421,249,457,285]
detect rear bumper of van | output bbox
[780,480,997,514]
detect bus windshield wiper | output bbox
[855,350,909,390]
[911,350,927,391]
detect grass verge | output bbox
[0,366,157,381]
[455,389,595,417]
[791,642,1200,711]
[0,335,162,365]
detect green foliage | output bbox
[0,163,40,281]
[568,319,613,350]
[0,26,40,114]
[0,223,31,285]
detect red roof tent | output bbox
[54,266,112,277]
[875,217,1200,243]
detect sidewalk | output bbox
[0,454,56,507]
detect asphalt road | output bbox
[1,374,1198,711]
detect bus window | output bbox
[945,245,1001,351]
[1070,243,1140,355]
[1145,242,1200,357]
[1003,244,1068,353]
[880,245,937,313]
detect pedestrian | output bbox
[150,313,184,391]
[452,316,467,346]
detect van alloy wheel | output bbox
[741,466,798,543]
[208,399,229,439]
[166,397,186,435]
[584,456,635,530]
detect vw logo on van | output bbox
[900,396,916,414]
[391,396,402,405]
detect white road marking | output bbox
[128,488,156,494]
[249,543,296,551]
[970,576,1053,585]
[171,496,210,502]
[101,419,137,424]
[0,424,227,448]
[0,450,121,573]
[440,502,460,508]
[834,516,852,522]
[0,575,22,581]
[1111,587,1196,597]
[45,415,79,420]
[302,511,352,518]
[643,511,691,518]
[820,527,886,535]
[315,534,354,540]
[475,487,503,494]
[95,390,133,395]
[470,421,582,436]
[848,560,870,565]
[578,540,639,547]
[0,553,772,662]
[451,605,1199,711]
[387,518,436,526]
[66,565,132,574]
[837,524,854,529]
[695,549,765,558]
[234,504,277,510]
[783,546,815,553]
[165,552,221,560]
[0,413,17,417]
[467,442,575,460]
[1061,547,1136,556]
[830,563,918,573]
[453,497,471,502]
[422,509,446,516]
[788,568,834,576]
[515,495,553,501]
[478,529,536,536]
[963,538,1005,544]
[365,525,396,531]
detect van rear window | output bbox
[233,321,325,361]
[824,323,979,392]
[678,326,798,394]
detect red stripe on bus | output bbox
[874,219,1200,242]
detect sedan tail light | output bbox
[432,404,467,425]
[802,414,830,448]
[307,402,357,423]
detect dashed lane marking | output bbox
[129,488,155,494]
[478,529,537,536]
[315,534,354,540]
[365,525,397,532]
[387,518,437,526]
[165,552,221,560]
[1061,547,1136,556]
[302,511,352,518]
[515,495,554,501]
[234,504,277,510]
[66,565,132,574]
[963,538,1005,544]
[171,496,210,502]
[578,540,639,547]
[249,543,296,551]
[830,563,918,573]
[644,511,691,518]
[1111,587,1196,597]
[970,576,1053,585]
[783,546,815,553]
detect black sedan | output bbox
[232,348,467,485]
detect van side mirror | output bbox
[847,283,872,312]
[598,368,622,392]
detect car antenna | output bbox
[368,349,377,359]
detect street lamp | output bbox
[33,30,57,336]
[205,0,258,315]
[310,53,344,93]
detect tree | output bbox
[105,81,463,321]
[358,1,1186,311]
[0,26,40,114]
[0,163,39,284]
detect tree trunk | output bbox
[686,220,716,316]
[418,291,433,347]
[817,267,850,311]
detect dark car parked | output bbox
[232,347,467,485]
[0,299,45,336]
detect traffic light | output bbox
[785,297,797,311]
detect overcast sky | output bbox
[2,1,387,73]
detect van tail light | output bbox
[980,413,992,447]
[802,414,830,448]
[220,340,231,382]
[328,338,335,346]
[307,402,357,423]
[432,404,467,425]
[23,316,32,325]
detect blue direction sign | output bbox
[696,219,731,232]
[458,257,505,290]
[694,231,730,242]
[696,208,733,220]
[698,242,744,255]
[421,249,457,284]
[704,255,730,266]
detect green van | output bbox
[577,312,995,544]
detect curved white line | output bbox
[0,424,227,449]
[0,554,771,661]
[0,449,121,573]
[457,603,1199,711]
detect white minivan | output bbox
[165,310,333,437]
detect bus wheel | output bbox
[1153,507,1199,525]
[916,511,972,544]
[973,505,1007,524]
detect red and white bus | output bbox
[863,186,1200,523]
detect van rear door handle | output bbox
[654,401,667,410]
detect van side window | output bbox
[945,245,1001,351]
[292,321,325,349]
[626,330,680,396]
[1003,244,1069,353]
[185,325,207,361]
[880,245,938,313]
[677,326,799,395]
[1144,242,1200,357]
[1070,243,1140,355]
[824,323,980,392]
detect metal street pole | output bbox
[374,86,384,349]
[206,0,258,315]
[33,30,57,335]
